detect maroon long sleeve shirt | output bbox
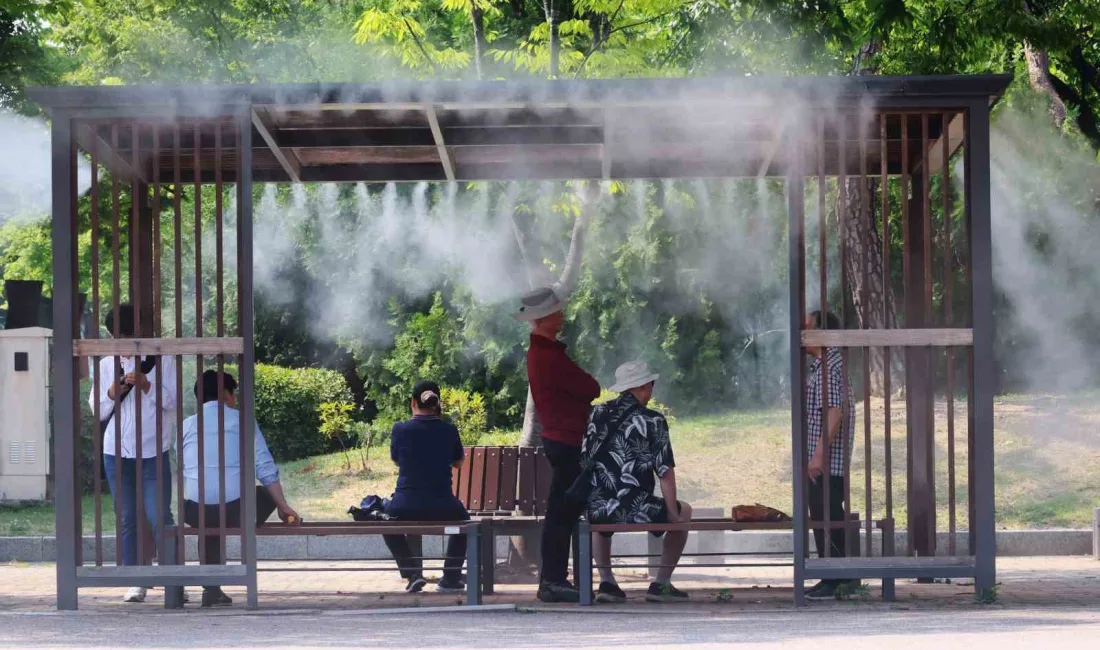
[526,333,601,447]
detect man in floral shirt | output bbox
[582,360,693,603]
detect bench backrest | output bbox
[452,446,552,516]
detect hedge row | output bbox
[251,363,355,461]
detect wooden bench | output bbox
[163,520,485,608]
[165,445,552,606]
[452,446,553,593]
[577,515,896,605]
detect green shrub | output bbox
[595,388,676,424]
[475,429,522,446]
[320,401,356,469]
[252,364,355,461]
[441,387,488,446]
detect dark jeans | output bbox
[809,476,858,583]
[184,486,278,588]
[104,454,174,568]
[539,436,585,585]
[382,505,469,583]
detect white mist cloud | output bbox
[0,112,91,224]
[990,104,1100,392]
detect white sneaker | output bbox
[123,587,147,603]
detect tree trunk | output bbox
[471,5,488,80]
[545,6,560,77]
[839,177,902,395]
[519,387,543,446]
[840,40,903,396]
[518,183,593,445]
[510,185,594,570]
[509,389,543,569]
[1024,41,1067,129]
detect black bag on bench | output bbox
[348,494,392,521]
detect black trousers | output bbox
[539,436,585,585]
[382,505,468,582]
[808,476,859,582]
[184,486,278,589]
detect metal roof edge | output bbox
[27,74,1015,113]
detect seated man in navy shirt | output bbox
[382,380,469,593]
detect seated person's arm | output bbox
[658,468,681,523]
[652,416,681,522]
[255,426,299,523]
[452,428,465,469]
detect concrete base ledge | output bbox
[323,604,516,616]
[0,528,1094,563]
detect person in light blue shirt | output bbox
[181,370,299,607]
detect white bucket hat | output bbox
[610,360,660,393]
[513,287,566,322]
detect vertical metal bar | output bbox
[966,102,996,595]
[859,114,873,557]
[52,112,79,611]
[922,114,936,556]
[237,107,259,608]
[964,114,976,554]
[194,122,206,564]
[817,116,831,558]
[578,520,594,606]
[215,121,228,564]
[465,523,482,606]
[111,124,123,566]
[481,519,496,594]
[787,132,807,605]
[173,124,186,563]
[922,114,933,319]
[880,114,894,530]
[838,115,853,557]
[943,112,957,556]
[90,133,103,567]
[901,114,911,557]
[152,124,166,565]
[70,125,83,569]
[131,124,146,569]
[236,119,248,531]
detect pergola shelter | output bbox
[30,74,1009,610]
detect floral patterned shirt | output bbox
[581,392,676,524]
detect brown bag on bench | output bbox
[731,503,792,523]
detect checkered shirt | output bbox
[806,347,855,477]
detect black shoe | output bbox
[406,576,427,593]
[805,581,838,601]
[595,581,627,604]
[537,581,581,603]
[804,580,829,596]
[436,578,466,593]
[201,588,233,608]
[645,582,689,603]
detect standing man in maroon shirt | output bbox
[516,286,601,603]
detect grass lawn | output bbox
[2,392,1098,535]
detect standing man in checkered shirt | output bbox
[803,310,857,601]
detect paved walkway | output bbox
[1,556,1096,614]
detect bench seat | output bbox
[578,516,897,605]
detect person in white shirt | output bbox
[89,303,178,604]
[182,369,299,607]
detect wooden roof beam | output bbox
[424,104,455,182]
[921,111,964,175]
[251,108,301,183]
[757,116,790,178]
[602,107,613,180]
[77,124,145,183]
